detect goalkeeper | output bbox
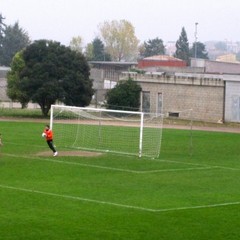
[42,125,58,156]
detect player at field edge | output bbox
[42,125,58,156]
[0,133,3,146]
[0,133,3,156]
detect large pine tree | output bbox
[174,27,190,65]
[1,22,30,66]
[92,37,111,61]
[0,14,6,64]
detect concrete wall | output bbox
[206,61,240,74]
[0,78,9,101]
[191,59,240,74]
[0,67,40,109]
[120,72,225,122]
[0,67,10,101]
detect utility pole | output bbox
[194,22,198,59]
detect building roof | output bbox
[0,66,10,78]
[142,55,184,62]
[89,61,138,71]
[0,66,10,71]
[89,61,137,66]
[216,54,240,64]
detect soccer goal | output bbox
[50,105,163,158]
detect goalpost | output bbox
[50,105,163,158]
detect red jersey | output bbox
[44,129,53,141]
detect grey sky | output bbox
[1,0,240,46]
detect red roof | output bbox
[138,55,187,68]
[143,55,183,61]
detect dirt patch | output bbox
[36,151,103,157]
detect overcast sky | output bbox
[1,0,240,46]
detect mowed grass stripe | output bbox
[1,184,240,213]
[4,153,219,173]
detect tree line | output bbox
[0,14,209,67]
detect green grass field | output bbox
[1,120,240,239]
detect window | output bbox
[157,93,163,113]
[231,95,240,121]
[168,112,179,117]
[142,91,150,113]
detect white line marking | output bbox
[2,142,43,148]
[154,201,240,212]
[0,184,240,213]
[4,153,218,173]
[4,153,141,173]
[151,158,240,171]
[0,184,154,212]
[142,166,217,173]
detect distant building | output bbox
[89,61,137,105]
[165,41,176,56]
[191,58,240,74]
[120,71,225,122]
[216,54,239,63]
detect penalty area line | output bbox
[4,153,141,173]
[4,153,217,174]
[0,184,240,213]
[152,158,240,171]
[155,201,240,212]
[0,184,155,212]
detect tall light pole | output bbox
[194,22,198,59]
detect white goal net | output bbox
[50,105,163,158]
